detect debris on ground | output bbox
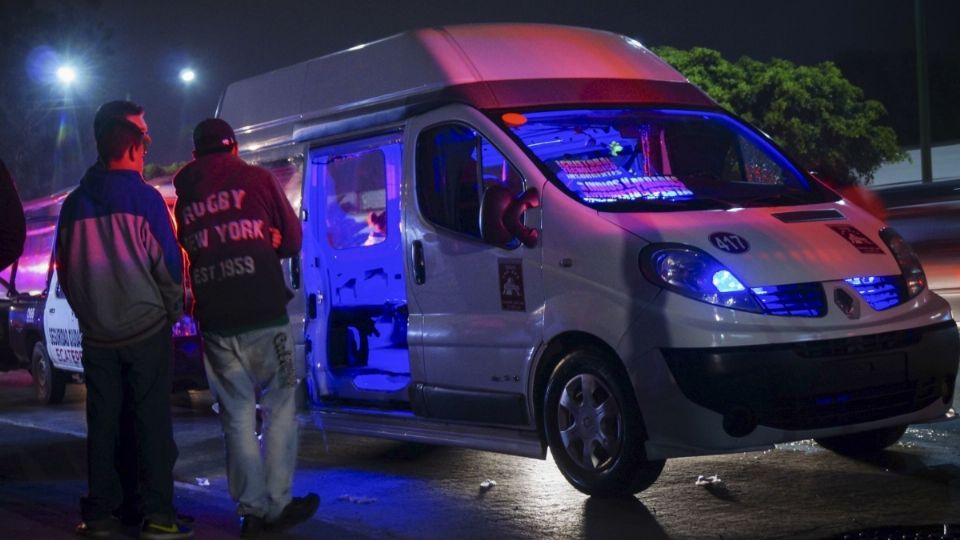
[695,474,722,486]
[480,479,497,491]
[337,494,377,504]
[195,477,210,487]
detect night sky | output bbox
[11,0,960,195]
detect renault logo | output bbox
[834,288,860,319]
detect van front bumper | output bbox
[661,320,959,437]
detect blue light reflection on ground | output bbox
[287,418,579,539]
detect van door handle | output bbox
[412,240,425,285]
[290,254,301,290]
[307,293,317,319]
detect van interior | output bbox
[307,134,411,407]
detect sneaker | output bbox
[132,513,193,526]
[264,493,320,532]
[240,515,265,538]
[140,519,194,539]
[75,520,115,538]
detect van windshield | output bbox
[502,108,837,212]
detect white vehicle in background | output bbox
[215,23,958,496]
[5,185,204,404]
[878,178,960,320]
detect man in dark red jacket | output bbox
[173,119,317,537]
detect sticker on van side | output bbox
[709,232,750,254]
[498,259,526,312]
[827,224,884,254]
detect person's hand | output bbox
[270,227,282,249]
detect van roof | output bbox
[218,23,718,151]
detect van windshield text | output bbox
[501,108,837,212]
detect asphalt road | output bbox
[2,369,960,540]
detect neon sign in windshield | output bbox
[504,109,835,212]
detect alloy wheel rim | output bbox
[556,373,623,471]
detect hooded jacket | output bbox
[173,152,301,333]
[55,165,184,347]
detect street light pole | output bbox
[914,0,932,183]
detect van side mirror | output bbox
[480,186,540,248]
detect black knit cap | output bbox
[193,118,237,156]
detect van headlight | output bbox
[639,244,763,313]
[878,227,926,299]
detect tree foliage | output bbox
[653,46,905,185]
[144,162,187,180]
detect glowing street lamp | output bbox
[179,68,196,84]
[56,65,77,86]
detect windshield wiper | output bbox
[685,196,735,210]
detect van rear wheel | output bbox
[544,348,664,497]
[814,425,907,456]
[32,342,66,405]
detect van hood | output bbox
[600,203,902,286]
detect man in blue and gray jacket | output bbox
[55,100,192,539]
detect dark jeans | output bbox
[80,325,178,523]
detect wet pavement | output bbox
[2,369,960,539]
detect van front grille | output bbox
[844,275,905,311]
[794,327,922,358]
[750,282,826,317]
[662,321,959,434]
[763,380,939,430]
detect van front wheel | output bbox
[32,342,66,405]
[544,349,665,497]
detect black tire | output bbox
[815,425,907,456]
[32,341,66,405]
[544,348,665,497]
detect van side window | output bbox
[312,134,402,250]
[416,124,524,239]
[251,155,305,213]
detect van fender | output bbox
[528,329,627,446]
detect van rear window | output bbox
[502,109,836,212]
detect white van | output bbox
[217,24,959,496]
